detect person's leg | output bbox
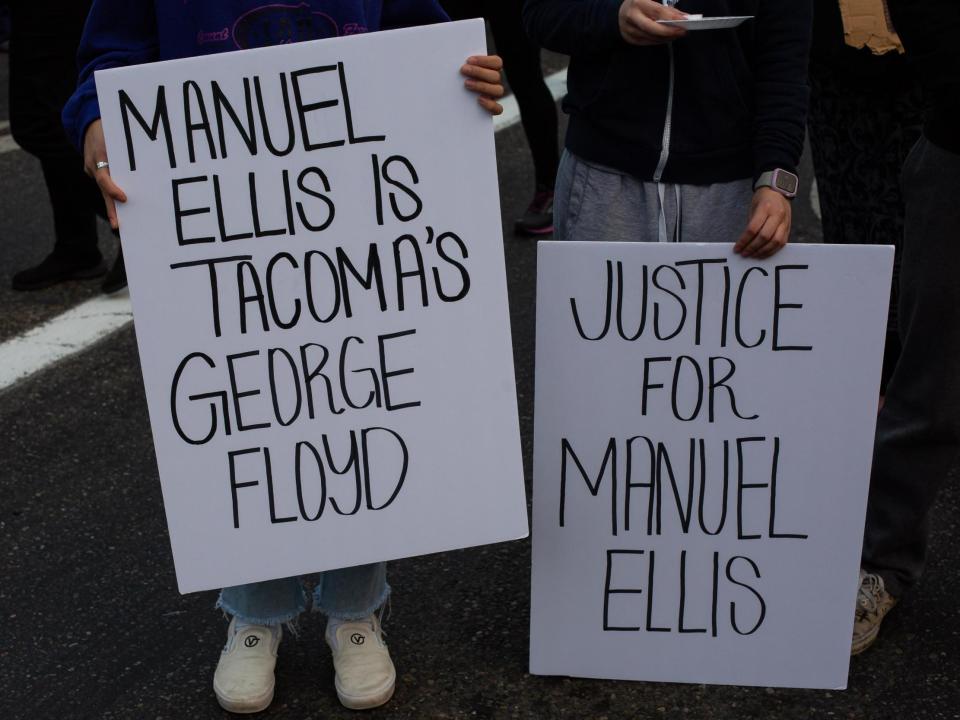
[213,578,308,713]
[855,136,960,652]
[487,0,559,189]
[316,563,394,710]
[10,159,107,289]
[39,157,103,265]
[674,179,753,244]
[11,154,108,290]
[8,1,106,289]
[553,150,660,243]
[488,0,560,234]
[218,577,309,625]
[554,151,753,245]
[315,562,390,620]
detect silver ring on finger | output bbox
[95,161,110,170]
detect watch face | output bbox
[775,171,799,195]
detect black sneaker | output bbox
[101,248,127,294]
[12,252,106,291]
[514,187,555,236]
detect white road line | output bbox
[0,291,133,391]
[0,137,20,155]
[0,121,19,155]
[810,178,822,221]
[0,68,569,393]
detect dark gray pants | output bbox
[862,136,960,597]
[553,150,753,244]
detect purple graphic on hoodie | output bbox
[62,0,449,150]
[231,3,340,49]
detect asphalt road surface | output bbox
[1,42,957,720]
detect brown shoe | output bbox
[851,570,897,655]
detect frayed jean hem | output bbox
[313,582,391,621]
[215,583,309,627]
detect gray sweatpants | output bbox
[862,136,960,597]
[553,150,753,244]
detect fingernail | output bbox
[465,79,476,88]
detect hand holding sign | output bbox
[460,55,506,115]
[83,119,126,231]
[735,188,793,259]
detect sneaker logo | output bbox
[244,636,260,648]
[350,633,366,646]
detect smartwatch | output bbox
[754,169,799,199]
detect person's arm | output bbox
[749,0,812,184]
[62,0,158,230]
[524,0,685,54]
[523,0,622,54]
[62,1,159,152]
[734,0,812,259]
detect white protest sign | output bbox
[530,242,893,689]
[95,20,527,594]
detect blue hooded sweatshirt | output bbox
[62,0,449,150]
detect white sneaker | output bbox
[213,618,282,714]
[851,570,898,656]
[325,614,396,710]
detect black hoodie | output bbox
[887,0,960,154]
[523,0,813,185]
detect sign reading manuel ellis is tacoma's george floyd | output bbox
[95,20,527,594]
[530,242,893,689]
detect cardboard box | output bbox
[838,0,904,55]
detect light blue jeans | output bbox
[216,563,389,625]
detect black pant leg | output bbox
[485,0,559,190]
[39,157,102,264]
[861,136,960,596]
[8,0,104,259]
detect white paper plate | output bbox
[657,15,753,30]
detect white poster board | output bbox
[530,242,893,689]
[96,20,527,594]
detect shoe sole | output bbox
[335,673,396,710]
[851,625,880,656]
[12,263,108,291]
[214,683,275,714]
[851,598,897,656]
[101,280,128,295]
[514,224,555,237]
